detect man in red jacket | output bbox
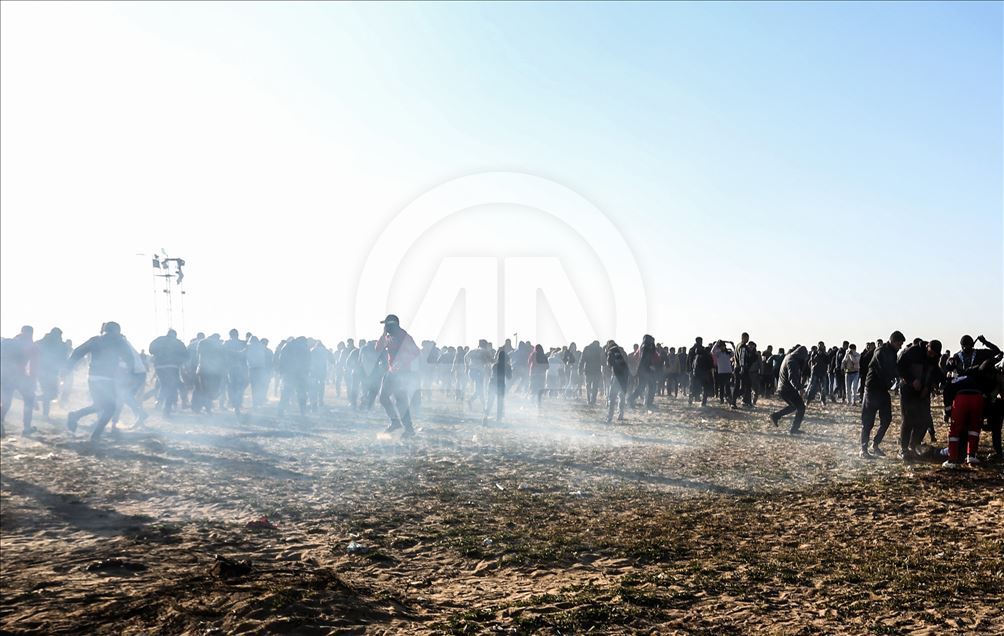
[374,314,419,437]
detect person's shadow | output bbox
[1,475,151,536]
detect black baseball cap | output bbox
[380,314,400,325]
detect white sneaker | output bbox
[941,460,960,470]
[965,456,981,466]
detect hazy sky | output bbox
[2,1,1001,350]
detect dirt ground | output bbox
[1,383,1001,635]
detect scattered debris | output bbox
[143,439,166,453]
[346,540,370,555]
[244,516,277,530]
[211,554,252,578]
[85,559,147,573]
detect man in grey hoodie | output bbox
[770,345,809,434]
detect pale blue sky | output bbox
[1,1,1001,348]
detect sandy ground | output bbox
[1,383,1001,635]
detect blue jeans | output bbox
[845,372,860,404]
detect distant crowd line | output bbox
[2,317,1002,469]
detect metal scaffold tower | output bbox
[145,250,187,338]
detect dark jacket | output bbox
[490,353,512,390]
[197,337,227,375]
[69,334,133,379]
[809,349,830,377]
[859,348,875,384]
[606,345,630,392]
[149,334,188,367]
[779,346,808,394]
[37,334,69,375]
[865,343,899,392]
[580,342,603,375]
[943,364,998,421]
[734,343,754,375]
[897,343,942,400]
[637,342,660,375]
[830,348,846,375]
[692,346,713,375]
[768,354,784,377]
[950,339,1003,373]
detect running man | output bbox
[1,326,38,436]
[65,322,134,442]
[375,314,420,437]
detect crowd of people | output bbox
[2,318,1002,469]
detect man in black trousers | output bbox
[896,338,943,461]
[859,330,906,459]
[770,345,809,434]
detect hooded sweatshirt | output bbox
[778,346,809,393]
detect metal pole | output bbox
[159,255,174,331]
[152,266,159,335]
[165,272,174,330]
[178,282,187,341]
